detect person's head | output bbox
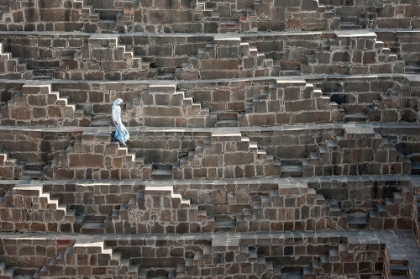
[113,98,123,106]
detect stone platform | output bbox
[0,230,419,278]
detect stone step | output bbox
[326,140,338,151]
[3,268,15,277]
[31,74,52,80]
[376,204,388,217]
[347,214,368,229]
[211,131,242,142]
[242,208,253,220]
[156,74,175,80]
[372,100,385,109]
[280,164,303,178]
[309,152,321,165]
[214,215,236,232]
[326,200,341,216]
[216,119,239,127]
[393,191,404,204]
[310,260,322,273]
[151,164,173,180]
[260,196,270,208]
[138,269,177,279]
[412,163,420,175]
[20,170,44,180]
[302,266,314,279]
[405,63,420,74]
[14,274,33,279]
[280,69,301,76]
[281,272,302,279]
[176,264,185,275]
[245,245,257,260]
[329,248,339,262]
[80,221,105,234]
[390,264,409,276]
[344,112,368,122]
[216,111,238,120]
[318,146,329,162]
[90,117,112,127]
[340,21,359,30]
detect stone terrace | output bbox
[1,0,420,278]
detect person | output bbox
[112,98,129,146]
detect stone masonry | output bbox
[1,0,420,279]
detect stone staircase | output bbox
[269,233,410,278]
[323,185,413,230]
[128,83,208,127]
[73,198,135,234]
[241,79,339,126]
[172,131,279,180]
[364,80,410,122]
[302,126,411,177]
[0,177,419,275]
[0,262,33,279]
[195,0,241,33]
[0,145,24,180]
[0,42,34,80]
[175,36,274,80]
[1,0,420,277]
[236,187,325,232]
[326,78,419,124]
[176,239,275,278]
[85,0,141,34]
[135,182,213,233]
[55,34,150,81]
[396,32,420,74]
[1,82,88,127]
[303,30,402,76]
[182,78,341,127]
[0,182,76,232]
[37,240,139,278]
[45,130,145,180]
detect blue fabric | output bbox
[112,98,129,144]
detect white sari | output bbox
[112,98,129,145]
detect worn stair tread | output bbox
[216,119,239,127]
[3,268,14,276]
[390,265,409,271]
[281,164,303,171]
[214,219,236,228]
[347,214,368,224]
[281,272,303,279]
[152,168,173,176]
[81,222,104,229]
[90,118,112,127]
[138,269,147,278]
[344,112,368,119]
[21,169,44,174]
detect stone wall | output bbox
[0,0,419,33]
[1,0,420,278]
[1,83,89,126]
[0,220,417,277]
[1,31,419,80]
[0,176,414,235]
[1,123,420,180]
[2,75,419,129]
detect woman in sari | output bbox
[112,98,129,146]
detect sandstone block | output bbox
[69,154,105,168]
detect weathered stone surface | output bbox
[0,1,420,279]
